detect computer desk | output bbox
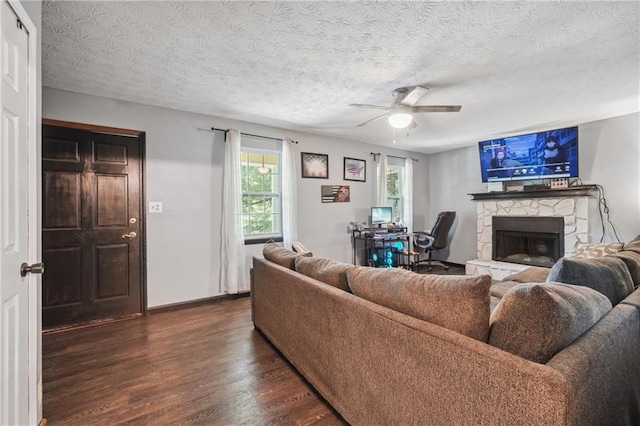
[351,227,412,268]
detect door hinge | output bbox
[16,18,23,30]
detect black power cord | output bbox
[596,184,622,243]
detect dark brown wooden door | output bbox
[42,121,145,329]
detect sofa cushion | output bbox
[490,295,502,313]
[611,250,640,288]
[547,256,634,305]
[295,256,356,292]
[347,268,492,341]
[572,242,624,258]
[263,243,311,270]
[622,234,640,255]
[502,266,551,283]
[490,280,518,299]
[489,283,612,363]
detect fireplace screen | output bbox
[492,216,564,268]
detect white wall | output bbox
[41,89,640,301]
[291,133,429,263]
[43,87,429,307]
[428,112,640,264]
[580,113,640,243]
[427,146,486,263]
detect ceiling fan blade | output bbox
[399,86,430,106]
[412,105,462,113]
[349,103,390,110]
[356,113,388,127]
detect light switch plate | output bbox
[148,201,163,213]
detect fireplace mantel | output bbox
[469,185,597,201]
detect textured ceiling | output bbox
[42,1,640,153]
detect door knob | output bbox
[21,262,45,277]
[122,232,137,240]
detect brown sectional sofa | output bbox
[251,242,640,425]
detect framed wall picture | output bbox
[301,152,329,178]
[321,185,350,203]
[343,157,366,182]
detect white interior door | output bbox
[0,1,31,424]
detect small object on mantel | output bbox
[550,178,569,189]
[487,182,504,192]
[523,184,549,191]
[506,185,524,192]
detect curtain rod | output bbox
[207,127,298,144]
[370,152,418,162]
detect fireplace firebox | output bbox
[492,216,564,267]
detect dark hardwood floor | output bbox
[416,262,465,275]
[43,265,465,425]
[43,297,346,425]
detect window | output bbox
[240,148,282,243]
[386,164,403,221]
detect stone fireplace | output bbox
[466,196,590,279]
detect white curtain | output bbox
[402,158,414,235]
[220,129,248,294]
[281,138,298,249]
[376,153,388,206]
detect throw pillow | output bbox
[346,268,492,341]
[295,256,356,292]
[502,266,551,283]
[263,243,311,270]
[623,234,640,255]
[572,242,624,258]
[489,283,611,363]
[291,241,312,256]
[547,256,634,305]
[611,250,640,288]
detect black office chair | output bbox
[413,211,456,272]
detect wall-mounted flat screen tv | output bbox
[478,126,579,182]
[371,206,393,226]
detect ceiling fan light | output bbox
[388,112,413,129]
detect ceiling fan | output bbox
[350,86,461,129]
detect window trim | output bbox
[240,146,283,243]
[386,164,404,221]
[244,236,283,245]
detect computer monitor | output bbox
[371,206,393,227]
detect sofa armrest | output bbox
[546,304,640,425]
[249,267,255,324]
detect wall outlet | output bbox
[550,178,569,189]
[148,201,163,213]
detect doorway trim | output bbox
[42,118,148,318]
